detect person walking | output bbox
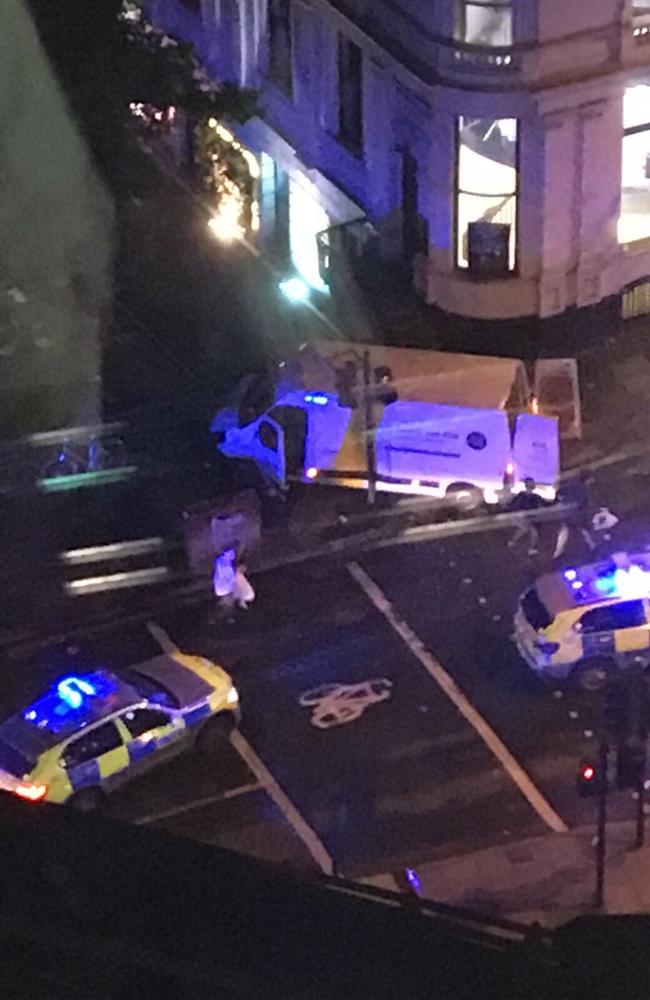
[507,478,545,556]
[232,562,255,609]
[212,547,237,621]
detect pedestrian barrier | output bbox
[60,537,172,596]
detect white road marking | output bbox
[230,728,335,875]
[133,781,263,825]
[146,622,335,874]
[347,561,569,835]
[299,679,393,729]
[147,621,178,652]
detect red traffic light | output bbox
[577,759,603,797]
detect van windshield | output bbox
[521,587,552,630]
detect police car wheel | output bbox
[196,713,235,755]
[573,658,614,692]
[69,788,104,813]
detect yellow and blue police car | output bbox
[514,553,650,690]
[0,651,240,810]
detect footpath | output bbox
[364,821,650,928]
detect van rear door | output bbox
[513,413,559,489]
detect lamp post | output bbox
[361,349,376,506]
[595,738,609,910]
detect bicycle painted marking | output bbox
[299,679,393,729]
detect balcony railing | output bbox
[316,217,379,287]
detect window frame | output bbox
[578,600,647,634]
[62,720,124,769]
[620,87,650,245]
[337,34,364,157]
[455,0,513,47]
[454,115,520,275]
[120,707,174,740]
[267,0,293,98]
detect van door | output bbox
[253,416,286,489]
[219,414,286,489]
[512,413,559,490]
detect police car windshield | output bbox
[522,587,552,630]
[119,669,179,710]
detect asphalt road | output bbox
[5,461,650,880]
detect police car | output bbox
[0,651,240,810]
[514,553,650,690]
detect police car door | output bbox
[577,600,649,661]
[118,706,183,773]
[61,720,129,793]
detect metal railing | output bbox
[316,217,378,287]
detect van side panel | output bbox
[375,403,511,488]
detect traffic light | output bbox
[616,738,647,791]
[577,758,605,797]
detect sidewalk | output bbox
[363,822,650,927]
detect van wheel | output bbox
[196,713,236,756]
[445,483,483,512]
[572,658,614,692]
[69,788,104,813]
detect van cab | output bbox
[514,554,650,690]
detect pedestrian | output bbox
[232,562,255,609]
[212,547,237,620]
[507,478,545,555]
[553,473,592,559]
[592,506,619,537]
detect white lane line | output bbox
[147,621,178,652]
[347,561,569,835]
[133,781,264,825]
[146,623,335,873]
[230,728,335,875]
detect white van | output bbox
[218,388,559,506]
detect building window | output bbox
[268,0,293,96]
[338,36,363,155]
[456,116,518,271]
[633,0,650,14]
[622,278,650,319]
[619,84,650,245]
[456,1,513,46]
[289,175,329,291]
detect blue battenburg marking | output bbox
[68,758,101,791]
[128,739,157,765]
[183,703,211,727]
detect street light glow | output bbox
[279,276,310,303]
[208,200,245,243]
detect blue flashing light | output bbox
[571,580,584,591]
[57,676,97,709]
[564,569,577,582]
[595,564,650,600]
[405,868,423,896]
[304,393,328,406]
[23,671,116,734]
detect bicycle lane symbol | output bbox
[298,679,393,730]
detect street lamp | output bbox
[279,276,310,303]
